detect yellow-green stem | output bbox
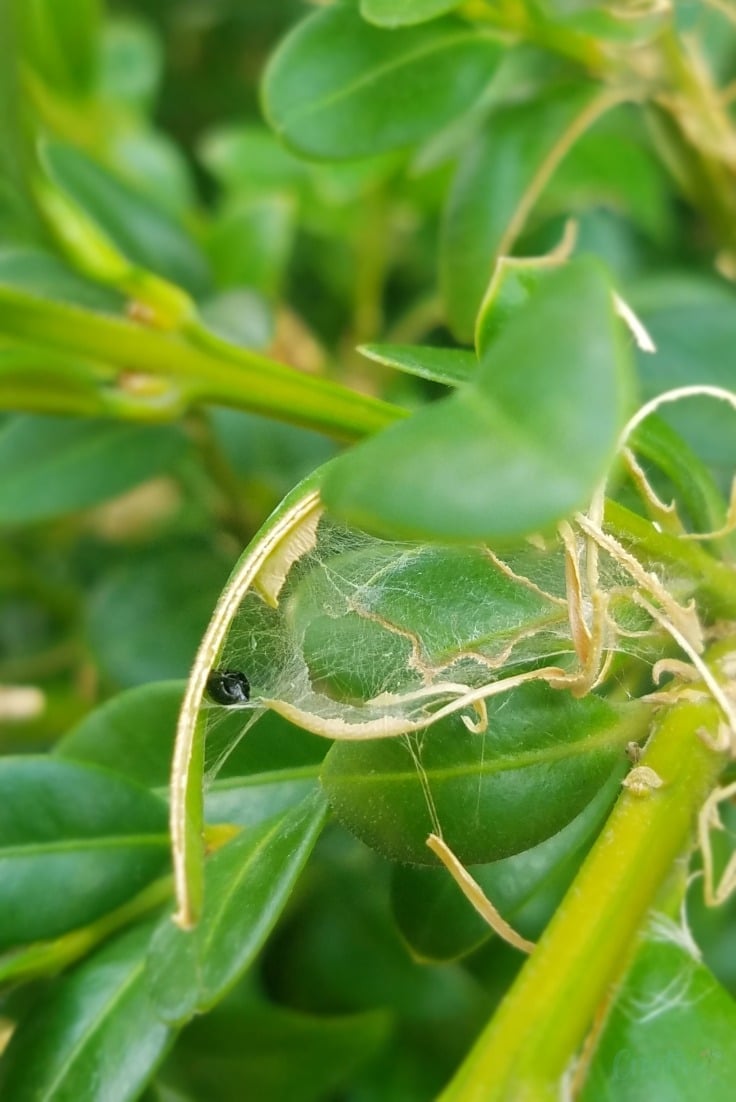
[440,690,729,1101]
[0,287,405,441]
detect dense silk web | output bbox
[197,511,666,785]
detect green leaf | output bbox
[262,4,502,160]
[146,791,329,1023]
[538,108,673,243]
[359,342,477,386]
[211,408,337,498]
[168,997,389,1102]
[99,16,163,112]
[323,258,632,541]
[440,83,612,340]
[199,125,306,195]
[19,0,101,97]
[0,415,185,524]
[56,681,187,789]
[391,770,622,960]
[207,195,296,297]
[320,683,644,865]
[56,681,327,827]
[581,922,736,1100]
[0,757,169,949]
[633,275,736,484]
[86,540,233,687]
[0,246,124,312]
[0,923,172,1102]
[361,0,463,27]
[40,141,211,296]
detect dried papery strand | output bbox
[426,833,535,954]
[698,780,736,906]
[621,446,683,535]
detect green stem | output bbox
[0,287,406,441]
[440,691,729,1101]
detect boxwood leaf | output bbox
[390,769,622,960]
[0,246,124,312]
[39,141,211,296]
[57,681,327,828]
[147,790,329,1023]
[359,342,476,387]
[320,683,647,865]
[633,275,736,483]
[85,540,233,687]
[0,923,172,1102]
[440,83,615,339]
[361,0,463,27]
[0,757,169,950]
[0,415,185,524]
[581,921,736,1100]
[18,0,100,97]
[168,998,389,1102]
[322,258,631,541]
[262,3,502,160]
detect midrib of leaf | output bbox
[330,713,648,785]
[0,834,170,858]
[494,86,627,261]
[38,957,156,1102]
[275,28,488,129]
[200,795,326,971]
[204,765,321,792]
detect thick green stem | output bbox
[440,691,729,1101]
[0,287,405,441]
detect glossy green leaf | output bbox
[264,831,490,1030]
[0,415,185,524]
[56,681,187,789]
[359,342,476,386]
[0,10,42,244]
[99,16,163,112]
[199,125,305,195]
[361,0,463,27]
[0,757,169,949]
[323,259,631,541]
[168,998,389,1102]
[207,195,296,296]
[0,246,124,312]
[0,923,172,1102]
[539,109,673,243]
[211,409,336,499]
[40,141,211,296]
[86,540,233,687]
[581,923,736,1100]
[320,683,645,865]
[391,770,622,960]
[19,0,101,97]
[633,275,736,483]
[474,250,568,357]
[440,84,609,339]
[262,4,502,160]
[147,790,329,1023]
[109,130,196,219]
[56,680,326,828]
